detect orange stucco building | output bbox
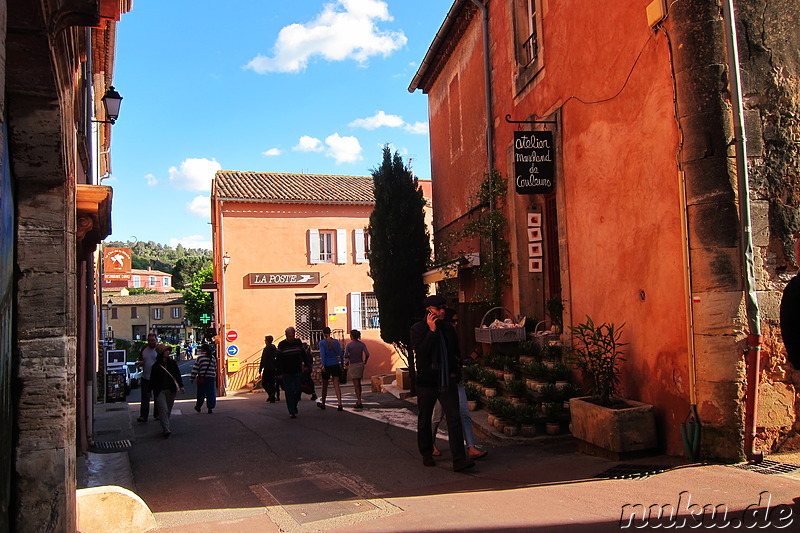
[211,171,432,380]
[410,0,800,460]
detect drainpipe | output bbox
[470,0,499,295]
[470,0,494,179]
[720,0,763,462]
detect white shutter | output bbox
[336,229,347,264]
[308,229,320,264]
[354,229,366,263]
[349,292,362,330]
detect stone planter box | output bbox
[569,396,657,453]
[395,367,411,390]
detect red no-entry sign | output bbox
[226,330,238,342]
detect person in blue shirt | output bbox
[318,326,344,411]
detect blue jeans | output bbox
[283,372,302,415]
[195,378,217,411]
[457,383,476,448]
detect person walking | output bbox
[137,333,159,423]
[260,335,280,403]
[150,345,184,438]
[344,329,370,409]
[410,295,474,472]
[318,326,344,411]
[190,343,217,414]
[780,235,800,371]
[276,327,305,418]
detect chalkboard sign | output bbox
[513,131,555,194]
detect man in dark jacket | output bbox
[276,327,306,418]
[410,295,474,472]
[780,237,800,370]
[260,335,280,403]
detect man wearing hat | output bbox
[410,294,475,472]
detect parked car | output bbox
[127,362,142,389]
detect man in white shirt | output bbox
[137,333,159,422]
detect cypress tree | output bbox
[368,146,431,393]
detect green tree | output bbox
[173,257,211,289]
[367,145,431,394]
[183,264,214,329]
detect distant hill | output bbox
[103,240,212,275]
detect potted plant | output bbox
[517,339,542,364]
[463,382,481,411]
[499,402,520,436]
[545,402,566,435]
[549,362,570,388]
[546,297,563,333]
[522,361,549,391]
[479,366,498,397]
[518,404,538,437]
[505,379,528,405]
[542,343,563,364]
[568,316,657,454]
[484,353,505,380]
[485,396,510,429]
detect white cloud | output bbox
[349,111,428,135]
[145,173,158,186]
[293,136,325,152]
[404,121,429,135]
[168,158,222,191]
[169,235,212,250]
[186,195,210,218]
[349,110,404,130]
[262,148,282,156]
[244,0,407,74]
[325,133,362,164]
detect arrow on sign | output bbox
[297,275,313,283]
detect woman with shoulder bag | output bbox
[318,327,344,411]
[150,345,184,438]
[190,344,217,414]
[344,329,370,409]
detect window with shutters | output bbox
[131,307,138,319]
[361,293,380,330]
[308,229,347,264]
[350,292,379,330]
[171,307,181,319]
[153,308,162,320]
[513,0,544,92]
[319,230,334,263]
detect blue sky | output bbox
[107,0,453,249]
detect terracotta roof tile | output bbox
[107,293,184,306]
[214,171,374,205]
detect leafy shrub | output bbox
[463,383,480,402]
[506,379,528,398]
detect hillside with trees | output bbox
[103,240,212,289]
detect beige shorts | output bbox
[347,362,365,380]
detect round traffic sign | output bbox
[226,330,238,342]
[227,345,239,356]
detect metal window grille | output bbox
[361,293,380,330]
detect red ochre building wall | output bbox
[424,0,690,454]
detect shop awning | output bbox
[422,253,480,284]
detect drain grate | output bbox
[91,440,131,452]
[595,464,669,480]
[731,460,800,476]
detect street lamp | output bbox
[222,252,231,272]
[93,86,123,124]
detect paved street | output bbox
[109,365,800,532]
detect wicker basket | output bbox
[475,307,526,344]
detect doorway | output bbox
[294,295,326,345]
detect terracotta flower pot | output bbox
[521,424,537,437]
[546,422,561,435]
[467,400,478,411]
[484,387,497,398]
